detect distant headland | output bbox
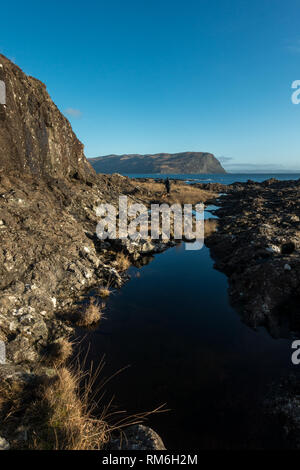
[89,152,226,174]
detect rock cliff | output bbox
[0,54,93,180]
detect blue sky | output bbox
[1,0,300,172]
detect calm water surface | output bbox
[79,234,297,449]
[123,172,300,185]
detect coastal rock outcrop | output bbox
[0,54,93,181]
[204,178,300,337]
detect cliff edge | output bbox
[0,54,93,180]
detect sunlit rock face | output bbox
[0,54,94,180]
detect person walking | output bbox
[165,177,171,195]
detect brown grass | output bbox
[115,252,131,271]
[29,367,109,450]
[98,287,111,298]
[0,365,109,450]
[133,179,217,205]
[46,337,73,366]
[76,298,103,327]
[133,180,164,195]
[165,185,216,205]
[0,379,24,421]
[0,359,165,450]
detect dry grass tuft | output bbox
[46,337,73,366]
[0,358,166,450]
[115,252,131,271]
[28,366,110,450]
[0,366,109,450]
[0,379,25,420]
[76,298,103,327]
[98,287,111,298]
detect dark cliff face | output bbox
[0,54,94,180]
[89,152,226,174]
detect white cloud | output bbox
[224,163,300,173]
[285,39,300,54]
[218,156,233,163]
[64,107,82,118]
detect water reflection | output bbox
[77,242,296,449]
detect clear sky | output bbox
[1,0,300,172]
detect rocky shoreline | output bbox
[202,177,300,446]
[1,52,300,450]
[0,171,176,367]
[0,168,216,449]
[2,173,300,449]
[204,178,300,337]
[0,170,179,449]
[0,54,186,449]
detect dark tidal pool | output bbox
[77,237,297,449]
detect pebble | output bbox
[0,437,10,450]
